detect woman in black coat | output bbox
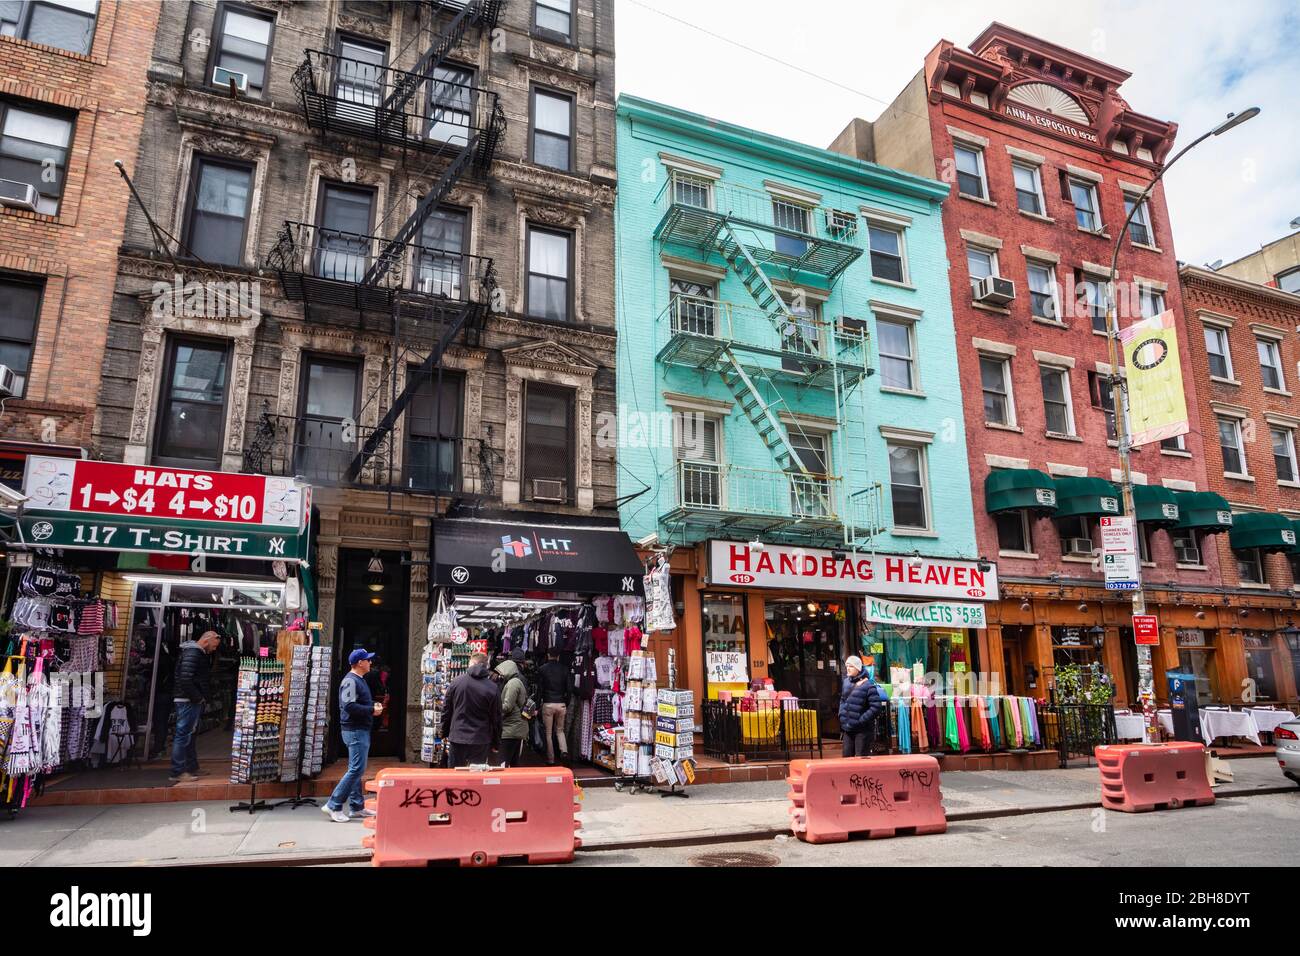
[838,655,884,757]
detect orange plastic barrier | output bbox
[361,767,582,867]
[1095,743,1214,813]
[787,755,946,844]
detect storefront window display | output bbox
[1243,634,1278,701]
[867,621,972,690]
[1176,628,1219,706]
[766,598,847,729]
[702,592,747,699]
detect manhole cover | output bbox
[688,851,781,868]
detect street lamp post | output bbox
[1104,108,1260,744]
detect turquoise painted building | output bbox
[615,95,978,563]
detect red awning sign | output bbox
[22,456,304,530]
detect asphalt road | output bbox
[565,792,1300,867]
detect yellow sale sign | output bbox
[1119,310,1189,447]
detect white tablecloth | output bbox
[1157,710,1174,736]
[1246,709,1297,734]
[1199,709,1261,745]
[1114,713,1146,740]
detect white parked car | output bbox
[1276,719,1300,786]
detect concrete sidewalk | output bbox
[3,759,1293,867]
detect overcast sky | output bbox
[613,0,1300,268]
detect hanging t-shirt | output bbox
[595,656,614,688]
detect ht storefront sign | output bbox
[22,456,305,530]
[707,541,998,601]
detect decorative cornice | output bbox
[148,82,310,136]
[496,160,613,208]
[502,340,599,375]
[510,48,596,89]
[485,314,615,351]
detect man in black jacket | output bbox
[838,655,885,758]
[440,652,501,766]
[169,630,221,783]
[537,650,571,765]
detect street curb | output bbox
[135,783,1297,866]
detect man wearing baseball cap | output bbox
[322,648,383,823]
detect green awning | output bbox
[1053,476,1121,519]
[1229,512,1298,554]
[1173,491,1233,532]
[984,469,1057,514]
[1132,485,1181,527]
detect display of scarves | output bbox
[943,698,959,750]
[1009,696,1025,747]
[912,697,928,751]
[896,700,911,754]
[954,697,970,752]
[925,702,942,750]
[1021,697,1039,747]
[986,697,1001,749]
[974,696,991,750]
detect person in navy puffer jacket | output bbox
[838,655,884,757]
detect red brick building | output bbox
[832,23,1230,706]
[1179,264,1300,705]
[0,1,159,469]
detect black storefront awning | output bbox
[432,518,645,595]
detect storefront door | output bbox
[334,549,408,758]
[765,598,845,733]
[1175,628,1219,706]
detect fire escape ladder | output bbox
[717,349,808,476]
[715,221,813,355]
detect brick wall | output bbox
[0,1,161,449]
[1180,266,1300,591]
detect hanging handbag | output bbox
[428,590,454,644]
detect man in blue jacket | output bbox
[322,649,383,823]
[838,655,884,757]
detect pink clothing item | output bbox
[1009,696,1024,748]
[955,697,971,752]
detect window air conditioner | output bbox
[0,180,39,212]
[825,208,858,240]
[1175,544,1201,564]
[1065,538,1096,557]
[213,66,249,91]
[975,275,1016,306]
[0,365,15,398]
[530,478,566,502]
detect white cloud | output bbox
[614,0,1300,266]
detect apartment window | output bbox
[954,144,986,199]
[1203,325,1233,379]
[213,4,274,98]
[1026,261,1057,320]
[0,0,97,55]
[412,204,468,299]
[887,442,929,530]
[1078,277,1107,333]
[313,182,374,282]
[525,226,571,322]
[333,37,386,110]
[1137,523,1154,564]
[1069,179,1100,231]
[1237,548,1265,585]
[1171,529,1201,565]
[980,354,1013,426]
[780,297,821,358]
[0,277,42,398]
[668,277,716,336]
[1088,370,1128,441]
[533,0,571,40]
[940,80,960,98]
[183,158,253,266]
[1138,287,1165,319]
[1278,268,1300,295]
[1218,416,1247,476]
[675,414,720,509]
[428,65,475,145]
[969,91,990,109]
[1161,434,1187,452]
[1057,516,1094,555]
[405,369,462,492]
[155,339,229,468]
[531,87,573,172]
[867,225,906,283]
[966,247,996,288]
[1012,163,1044,215]
[788,430,832,517]
[523,382,573,503]
[995,509,1031,554]
[0,101,73,216]
[771,198,810,257]
[296,357,358,481]
[1272,426,1298,483]
[1257,337,1284,391]
[877,318,915,391]
[1040,366,1074,436]
[672,173,712,210]
[1125,194,1154,246]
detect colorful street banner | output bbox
[861,597,987,630]
[1119,310,1190,447]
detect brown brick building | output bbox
[1179,264,1300,705]
[0,0,159,466]
[831,23,1226,706]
